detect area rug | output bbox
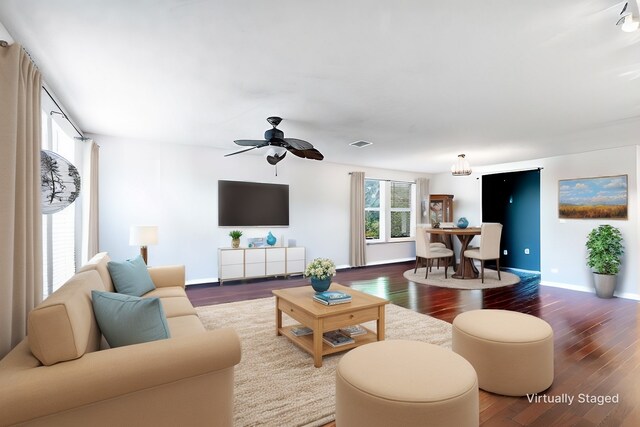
[403,267,520,290]
[196,297,452,427]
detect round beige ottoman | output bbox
[452,309,554,396]
[335,340,479,427]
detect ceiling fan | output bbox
[225,116,324,165]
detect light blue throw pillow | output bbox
[107,255,155,296]
[91,291,171,348]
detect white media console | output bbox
[217,246,306,284]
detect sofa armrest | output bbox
[0,328,241,426]
[148,265,185,288]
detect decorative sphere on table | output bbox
[457,217,469,229]
[310,277,332,292]
[266,231,276,246]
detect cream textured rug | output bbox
[196,296,452,427]
[403,267,520,290]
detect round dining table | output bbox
[426,227,482,279]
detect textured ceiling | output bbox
[1,0,639,173]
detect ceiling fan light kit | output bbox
[451,154,472,176]
[226,116,324,167]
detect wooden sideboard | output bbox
[218,247,306,284]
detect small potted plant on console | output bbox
[229,230,243,248]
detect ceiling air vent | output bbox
[349,140,373,148]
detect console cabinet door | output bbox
[245,248,266,277]
[219,249,244,280]
[266,248,286,275]
[286,247,306,274]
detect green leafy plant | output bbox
[228,230,243,239]
[586,225,624,275]
[304,258,336,280]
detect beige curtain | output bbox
[415,177,430,224]
[349,172,366,267]
[81,140,99,262]
[0,44,43,358]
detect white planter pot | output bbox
[593,273,617,299]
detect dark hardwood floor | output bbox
[186,261,640,426]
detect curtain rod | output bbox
[1,41,85,138]
[43,86,84,138]
[348,173,415,184]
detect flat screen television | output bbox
[218,180,289,227]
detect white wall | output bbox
[431,145,639,299]
[93,135,428,283]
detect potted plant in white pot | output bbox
[585,224,624,298]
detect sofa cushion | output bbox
[154,296,197,318]
[167,315,206,337]
[107,255,155,297]
[28,270,104,366]
[92,291,171,348]
[144,286,188,299]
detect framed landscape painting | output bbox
[558,175,628,219]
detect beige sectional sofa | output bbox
[0,252,241,426]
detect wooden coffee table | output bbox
[273,283,388,367]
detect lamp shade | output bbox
[129,226,159,246]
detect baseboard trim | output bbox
[541,280,640,301]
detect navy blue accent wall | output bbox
[481,170,540,271]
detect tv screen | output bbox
[218,180,289,227]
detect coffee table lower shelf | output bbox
[279,325,378,357]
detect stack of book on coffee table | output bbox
[313,290,352,305]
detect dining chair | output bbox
[414,225,446,273]
[463,223,503,283]
[415,227,454,279]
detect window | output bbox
[364,179,415,242]
[41,109,80,298]
[390,181,412,238]
[365,180,382,240]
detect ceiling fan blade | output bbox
[302,148,324,160]
[224,145,264,157]
[267,152,286,165]
[233,139,268,147]
[286,147,324,160]
[286,147,307,159]
[283,138,313,151]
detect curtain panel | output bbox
[0,43,43,358]
[82,140,99,262]
[349,172,366,267]
[415,177,430,224]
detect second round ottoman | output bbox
[335,340,479,427]
[452,309,554,396]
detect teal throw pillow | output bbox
[91,291,171,348]
[107,254,155,296]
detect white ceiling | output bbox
[1,0,639,173]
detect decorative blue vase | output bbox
[266,231,276,246]
[310,277,331,293]
[457,217,469,229]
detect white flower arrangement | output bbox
[304,258,336,280]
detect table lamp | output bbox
[129,225,158,264]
